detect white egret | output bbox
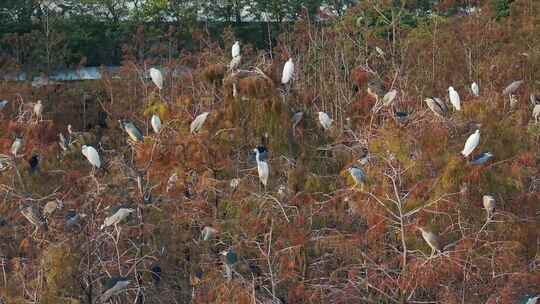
[482,195,495,219]
[448,86,461,111]
[425,98,447,117]
[231,41,240,58]
[417,226,441,256]
[281,58,294,85]
[34,100,43,121]
[11,137,23,156]
[254,147,269,188]
[502,80,523,95]
[100,277,130,303]
[533,104,540,123]
[318,111,333,130]
[471,82,479,97]
[149,68,163,90]
[461,130,480,157]
[81,145,101,169]
[229,55,241,71]
[151,114,161,134]
[382,89,397,106]
[100,207,134,230]
[190,112,210,134]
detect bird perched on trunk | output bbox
[149,68,163,90]
[100,276,130,303]
[318,111,333,130]
[11,137,23,156]
[281,58,294,85]
[461,130,480,157]
[416,226,441,257]
[34,100,43,121]
[448,86,461,111]
[471,82,479,97]
[482,195,495,220]
[254,147,269,188]
[119,120,144,142]
[190,112,210,134]
[21,206,47,237]
[151,114,162,134]
[100,207,134,230]
[425,97,448,118]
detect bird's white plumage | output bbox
[229,55,241,71]
[525,296,539,304]
[382,89,397,106]
[461,129,480,157]
[448,86,461,111]
[190,112,210,134]
[502,80,523,95]
[100,208,134,229]
[81,145,101,168]
[231,41,240,58]
[318,111,333,130]
[149,68,163,90]
[471,82,479,97]
[254,149,269,187]
[11,138,22,156]
[281,58,294,85]
[151,114,161,134]
[34,100,43,118]
[482,195,495,216]
[533,104,540,123]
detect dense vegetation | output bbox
[0,0,539,303]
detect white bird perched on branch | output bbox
[471,82,479,97]
[231,41,240,58]
[448,86,461,111]
[461,129,480,157]
[34,100,43,121]
[533,104,540,123]
[11,137,23,156]
[425,97,448,117]
[254,147,269,188]
[318,111,333,130]
[151,114,161,134]
[382,89,397,106]
[100,277,130,303]
[100,207,134,230]
[149,68,163,90]
[502,80,523,96]
[81,145,101,169]
[190,112,210,134]
[416,226,441,257]
[482,195,495,219]
[281,58,294,85]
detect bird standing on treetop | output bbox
[448,86,461,111]
[461,129,480,157]
[190,112,210,134]
[281,58,294,85]
[150,68,163,90]
[81,145,101,169]
[471,82,479,97]
[151,114,161,134]
[11,137,23,156]
[254,147,269,188]
[348,165,366,189]
[318,111,333,130]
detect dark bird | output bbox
[28,154,39,174]
[470,152,493,165]
[248,146,268,164]
[150,265,162,285]
[98,110,108,128]
[100,276,130,302]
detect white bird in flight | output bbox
[190,112,210,134]
[461,129,480,157]
[281,58,294,85]
[448,86,461,111]
[151,114,161,134]
[150,68,163,90]
[318,111,333,130]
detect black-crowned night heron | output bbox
[11,137,23,156]
[502,80,523,95]
[100,276,130,302]
[348,165,366,189]
[318,111,333,130]
[471,82,479,97]
[190,112,210,134]
[81,145,101,169]
[119,120,144,142]
[254,148,269,188]
[482,195,495,219]
[448,86,461,111]
[151,114,161,134]
[281,58,294,85]
[292,111,304,129]
[28,154,39,174]
[461,130,480,157]
[425,97,448,117]
[382,89,397,106]
[150,68,163,90]
[100,206,134,230]
[416,226,441,257]
[470,152,493,165]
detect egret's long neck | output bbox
[255,152,261,163]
